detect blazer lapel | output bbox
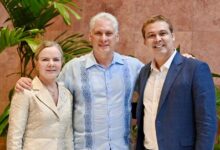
[140,64,152,97]
[32,77,60,118]
[157,52,184,114]
[56,83,67,110]
[137,64,151,121]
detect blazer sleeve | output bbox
[131,73,141,120]
[192,62,217,150]
[7,90,30,150]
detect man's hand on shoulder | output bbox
[182,53,195,59]
[15,77,32,92]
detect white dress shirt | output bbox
[143,51,176,150]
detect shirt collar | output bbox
[85,51,124,69]
[151,50,177,72]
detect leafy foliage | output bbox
[0,27,41,52]
[216,87,220,117]
[57,32,92,62]
[0,0,92,136]
[213,73,220,78]
[1,0,81,28]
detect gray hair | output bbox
[89,12,119,33]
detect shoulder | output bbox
[57,82,73,105]
[121,54,143,65]
[140,62,151,72]
[118,54,144,75]
[175,53,212,78]
[61,53,90,76]
[11,89,33,107]
[115,53,144,70]
[58,82,72,96]
[174,52,205,67]
[182,56,209,70]
[65,53,90,66]
[13,89,33,99]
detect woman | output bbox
[7,41,73,150]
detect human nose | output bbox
[155,34,162,41]
[48,59,54,66]
[100,34,107,42]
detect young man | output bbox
[135,15,217,150]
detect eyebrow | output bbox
[39,56,61,59]
[147,29,169,34]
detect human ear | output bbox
[172,33,175,41]
[144,38,147,45]
[88,32,92,41]
[116,33,119,42]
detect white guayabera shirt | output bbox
[58,52,143,150]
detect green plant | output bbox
[214,85,220,150]
[0,0,92,136]
[215,144,220,150]
[216,86,220,116]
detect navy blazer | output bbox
[135,52,217,150]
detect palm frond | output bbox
[57,33,92,62]
[0,27,41,52]
[212,73,220,78]
[0,104,10,136]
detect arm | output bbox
[15,77,32,92]
[193,62,217,150]
[7,91,30,150]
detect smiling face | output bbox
[143,21,175,65]
[89,18,119,56]
[35,46,62,82]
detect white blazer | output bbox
[7,77,73,150]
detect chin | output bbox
[47,77,57,81]
[99,47,109,52]
[46,74,59,79]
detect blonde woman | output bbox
[7,41,73,150]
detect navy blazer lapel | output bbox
[137,63,151,121]
[157,52,184,114]
[140,64,152,96]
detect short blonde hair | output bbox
[34,41,64,62]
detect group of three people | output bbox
[7,12,217,150]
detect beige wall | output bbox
[1,0,220,113]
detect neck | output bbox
[93,51,114,68]
[39,76,57,89]
[154,57,167,69]
[45,82,57,91]
[38,76,58,106]
[154,50,174,69]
